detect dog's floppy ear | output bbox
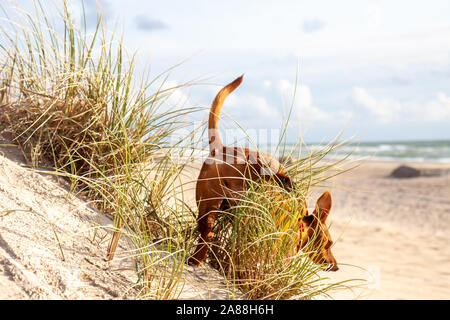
[312,190,332,223]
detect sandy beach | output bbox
[320,160,450,299]
[1,136,449,299]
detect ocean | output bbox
[300,140,450,163]
[188,140,450,164]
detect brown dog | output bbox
[188,75,338,271]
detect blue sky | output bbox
[10,0,450,143]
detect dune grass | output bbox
[0,0,201,299]
[0,0,360,299]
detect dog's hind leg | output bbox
[188,199,223,266]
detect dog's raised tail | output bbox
[208,75,243,153]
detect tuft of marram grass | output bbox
[0,0,202,299]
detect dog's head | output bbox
[297,191,338,271]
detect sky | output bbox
[7,0,450,143]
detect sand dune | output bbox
[0,137,238,299]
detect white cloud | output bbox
[159,80,191,108]
[423,92,450,122]
[263,80,272,88]
[248,95,279,118]
[200,86,281,145]
[366,5,382,30]
[278,79,331,122]
[353,87,450,123]
[226,93,279,119]
[352,87,402,123]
